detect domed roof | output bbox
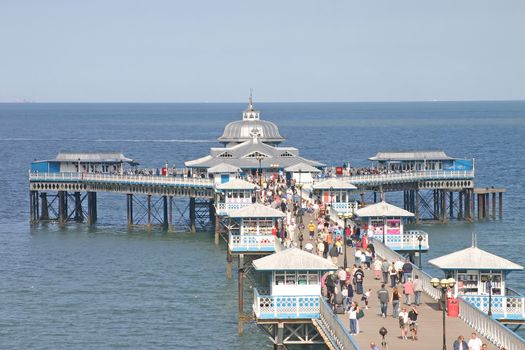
[217,95,285,145]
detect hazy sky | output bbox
[1,0,524,102]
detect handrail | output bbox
[318,298,360,350]
[313,170,475,186]
[29,172,214,187]
[458,297,525,350]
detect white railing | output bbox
[29,172,214,187]
[318,298,360,350]
[382,230,429,251]
[314,170,474,186]
[253,289,321,319]
[229,234,276,252]
[458,297,525,350]
[461,295,525,320]
[216,202,252,215]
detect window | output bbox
[245,151,269,159]
[275,272,285,285]
[219,152,233,158]
[280,151,294,157]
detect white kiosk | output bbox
[312,178,357,214]
[207,163,241,185]
[355,201,429,252]
[228,203,285,253]
[252,248,337,319]
[215,178,258,216]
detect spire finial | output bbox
[249,88,253,110]
[471,232,477,248]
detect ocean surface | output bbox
[0,101,524,349]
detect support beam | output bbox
[87,192,97,225]
[168,196,173,231]
[492,193,496,220]
[449,191,454,219]
[441,190,447,223]
[415,190,420,224]
[238,267,245,335]
[127,194,133,226]
[74,192,83,222]
[485,193,490,220]
[58,191,67,225]
[499,192,503,219]
[226,250,233,279]
[147,194,152,230]
[189,197,196,233]
[214,214,220,245]
[275,322,285,350]
[458,191,463,220]
[470,190,475,222]
[163,196,168,230]
[40,192,49,221]
[477,193,483,220]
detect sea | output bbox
[0,101,524,349]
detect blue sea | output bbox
[0,101,524,349]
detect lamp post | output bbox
[431,277,456,350]
[297,183,304,224]
[379,327,388,350]
[337,212,352,269]
[329,186,334,208]
[417,234,423,269]
[486,278,493,317]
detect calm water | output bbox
[0,101,524,348]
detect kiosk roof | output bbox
[253,247,338,271]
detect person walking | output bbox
[408,305,418,340]
[389,262,398,288]
[343,281,354,311]
[381,259,390,284]
[403,278,415,305]
[402,259,413,283]
[377,284,389,318]
[399,307,409,340]
[413,275,423,306]
[373,258,382,280]
[329,244,339,264]
[308,220,316,239]
[467,333,483,350]
[354,266,365,295]
[348,301,359,335]
[354,249,362,265]
[317,239,324,257]
[391,287,400,318]
[453,335,468,350]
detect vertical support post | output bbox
[87,192,97,225]
[470,190,475,222]
[492,193,496,220]
[449,191,454,219]
[40,192,49,221]
[415,190,420,224]
[147,194,152,230]
[441,190,447,223]
[485,193,490,220]
[433,190,438,220]
[214,215,220,245]
[360,192,365,206]
[499,192,503,219]
[275,322,285,350]
[374,191,377,203]
[458,191,463,220]
[226,250,233,279]
[127,194,133,227]
[58,191,67,225]
[163,195,168,230]
[238,267,245,334]
[189,197,196,233]
[74,192,83,222]
[477,193,483,220]
[168,196,173,231]
[29,190,39,224]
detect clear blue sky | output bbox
[1,0,524,102]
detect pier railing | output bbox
[382,230,429,251]
[29,172,214,188]
[461,295,525,320]
[458,297,525,350]
[216,202,252,215]
[228,234,277,253]
[316,170,475,186]
[318,298,360,350]
[253,289,321,319]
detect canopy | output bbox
[285,162,321,173]
[228,203,285,218]
[253,247,338,271]
[428,246,523,271]
[355,201,414,218]
[312,178,357,190]
[207,163,241,174]
[216,178,258,190]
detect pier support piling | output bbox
[499,192,503,219]
[126,194,134,226]
[40,193,49,221]
[58,191,67,225]
[238,267,245,334]
[189,197,196,233]
[226,250,233,279]
[162,196,168,230]
[87,192,97,225]
[492,193,496,220]
[74,192,83,222]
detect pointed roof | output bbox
[428,246,523,271]
[285,162,321,173]
[207,163,241,174]
[312,178,357,190]
[216,178,258,190]
[369,150,454,161]
[355,201,415,217]
[228,203,285,218]
[253,247,338,271]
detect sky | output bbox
[0,0,524,103]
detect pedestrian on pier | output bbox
[343,281,354,311]
[391,287,400,318]
[402,259,413,283]
[453,335,468,350]
[353,266,365,294]
[408,305,418,340]
[348,301,360,335]
[389,262,398,288]
[398,307,409,340]
[403,278,415,305]
[413,275,423,306]
[468,333,483,350]
[369,343,379,350]
[377,284,389,318]
[373,258,382,280]
[381,259,390,284]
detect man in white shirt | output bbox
[467,332,483,350]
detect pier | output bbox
[27,99,521,350]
